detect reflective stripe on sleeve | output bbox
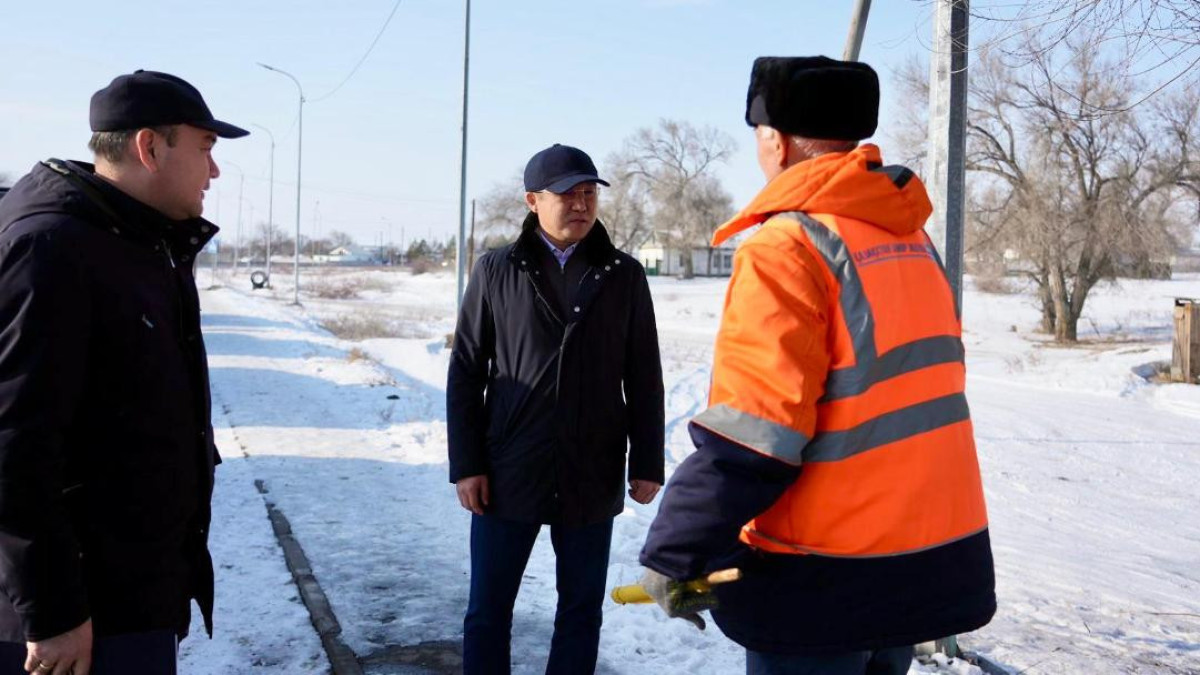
[693,403,810,466]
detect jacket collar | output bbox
[509,213,618,268]
[710,144,933,246]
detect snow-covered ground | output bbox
[179,265,1200,674]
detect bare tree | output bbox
[889,55,932,175]
[326,230,356,250]
[949,0,1200,112]
[622,119,737,278]
[244,221,290,263]
[475,169,527,237]
[599,150,652,252]
[963,41,1198,342]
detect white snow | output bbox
[178,265,1200,674]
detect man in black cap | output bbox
[637,57,995,674]
[447,144,665,674]
[0,70,248,674]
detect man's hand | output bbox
[25,618,92,675]
[628,479,661,504]
[639,569,716,631]
[455,475,490,515]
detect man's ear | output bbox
[524,192,539,213]
[132,128,160,172]
[768,128,789,172]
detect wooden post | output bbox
[1172,298,1199,384]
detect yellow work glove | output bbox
[638,568,719,631]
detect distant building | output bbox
[318,245,379,266]
[637,233,734,277]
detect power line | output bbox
[310,0,405,103]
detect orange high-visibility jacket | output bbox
[696,143,989,559]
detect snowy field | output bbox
[178,264,1200,675]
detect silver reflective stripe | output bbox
[693,403,810,466]
[786,213,877,362]
[922,230,960,320]
[774,212,965,401]
[803,393,971,463]
[822,336,964,401]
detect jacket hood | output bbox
[711,144,932,246]
[0,160,108,233]
[0,159,218,252]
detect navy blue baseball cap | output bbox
[523,144,609,193]
[89,70,249,138]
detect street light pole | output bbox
[251,123,276,285]
[258,62,305,305]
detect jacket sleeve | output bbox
[640,424,799,579]
[624,263,665,484]
[0,226,92,640]
[640,235,830,579]
[446,256,495,482]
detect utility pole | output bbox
[212,189,222,284]
[927,0,969,313]
[468,198,477,274]
[312,200,321,260]
[456,0,472,313]
[228,161,244,275]
[251,123,276,285]
[924,0,970,659]
[388,221,394,265]
[843,0,872,61]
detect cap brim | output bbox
[543,173,610,194]
[194,119,250,139]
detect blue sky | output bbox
[1,1,941,246]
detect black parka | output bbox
[447,218,664,526]
[0,160,219,642]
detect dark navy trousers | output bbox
[463,514,613,675]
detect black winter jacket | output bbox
[447,219,664,526]
[0,160,219,642]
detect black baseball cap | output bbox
[523,144,609,194]
[90,70,249,139]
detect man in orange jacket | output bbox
[639,56,995,674]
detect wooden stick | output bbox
[610,568,743,605]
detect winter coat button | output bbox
[594,274,600,280]
[201,226,211,233]
[189,237,200,245]
[604,265,611,271]
[181,254,191,262]
[573,306,580,313]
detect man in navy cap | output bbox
[447,144,665,674]
[0,70,247,674]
